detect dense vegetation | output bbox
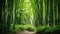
[0,0,60,34]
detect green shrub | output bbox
[24,24,36,32]
[44,26,56,32]
[10,24,25,32]
[37,26,46,31]
[36,25,60,34]
[15,25,25,32]
[10,24,36,32]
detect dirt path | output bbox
[16,31,35,34]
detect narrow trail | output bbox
[16,31,35,34]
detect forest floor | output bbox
[16,31,35,34]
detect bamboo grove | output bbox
[0,0,60,34]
